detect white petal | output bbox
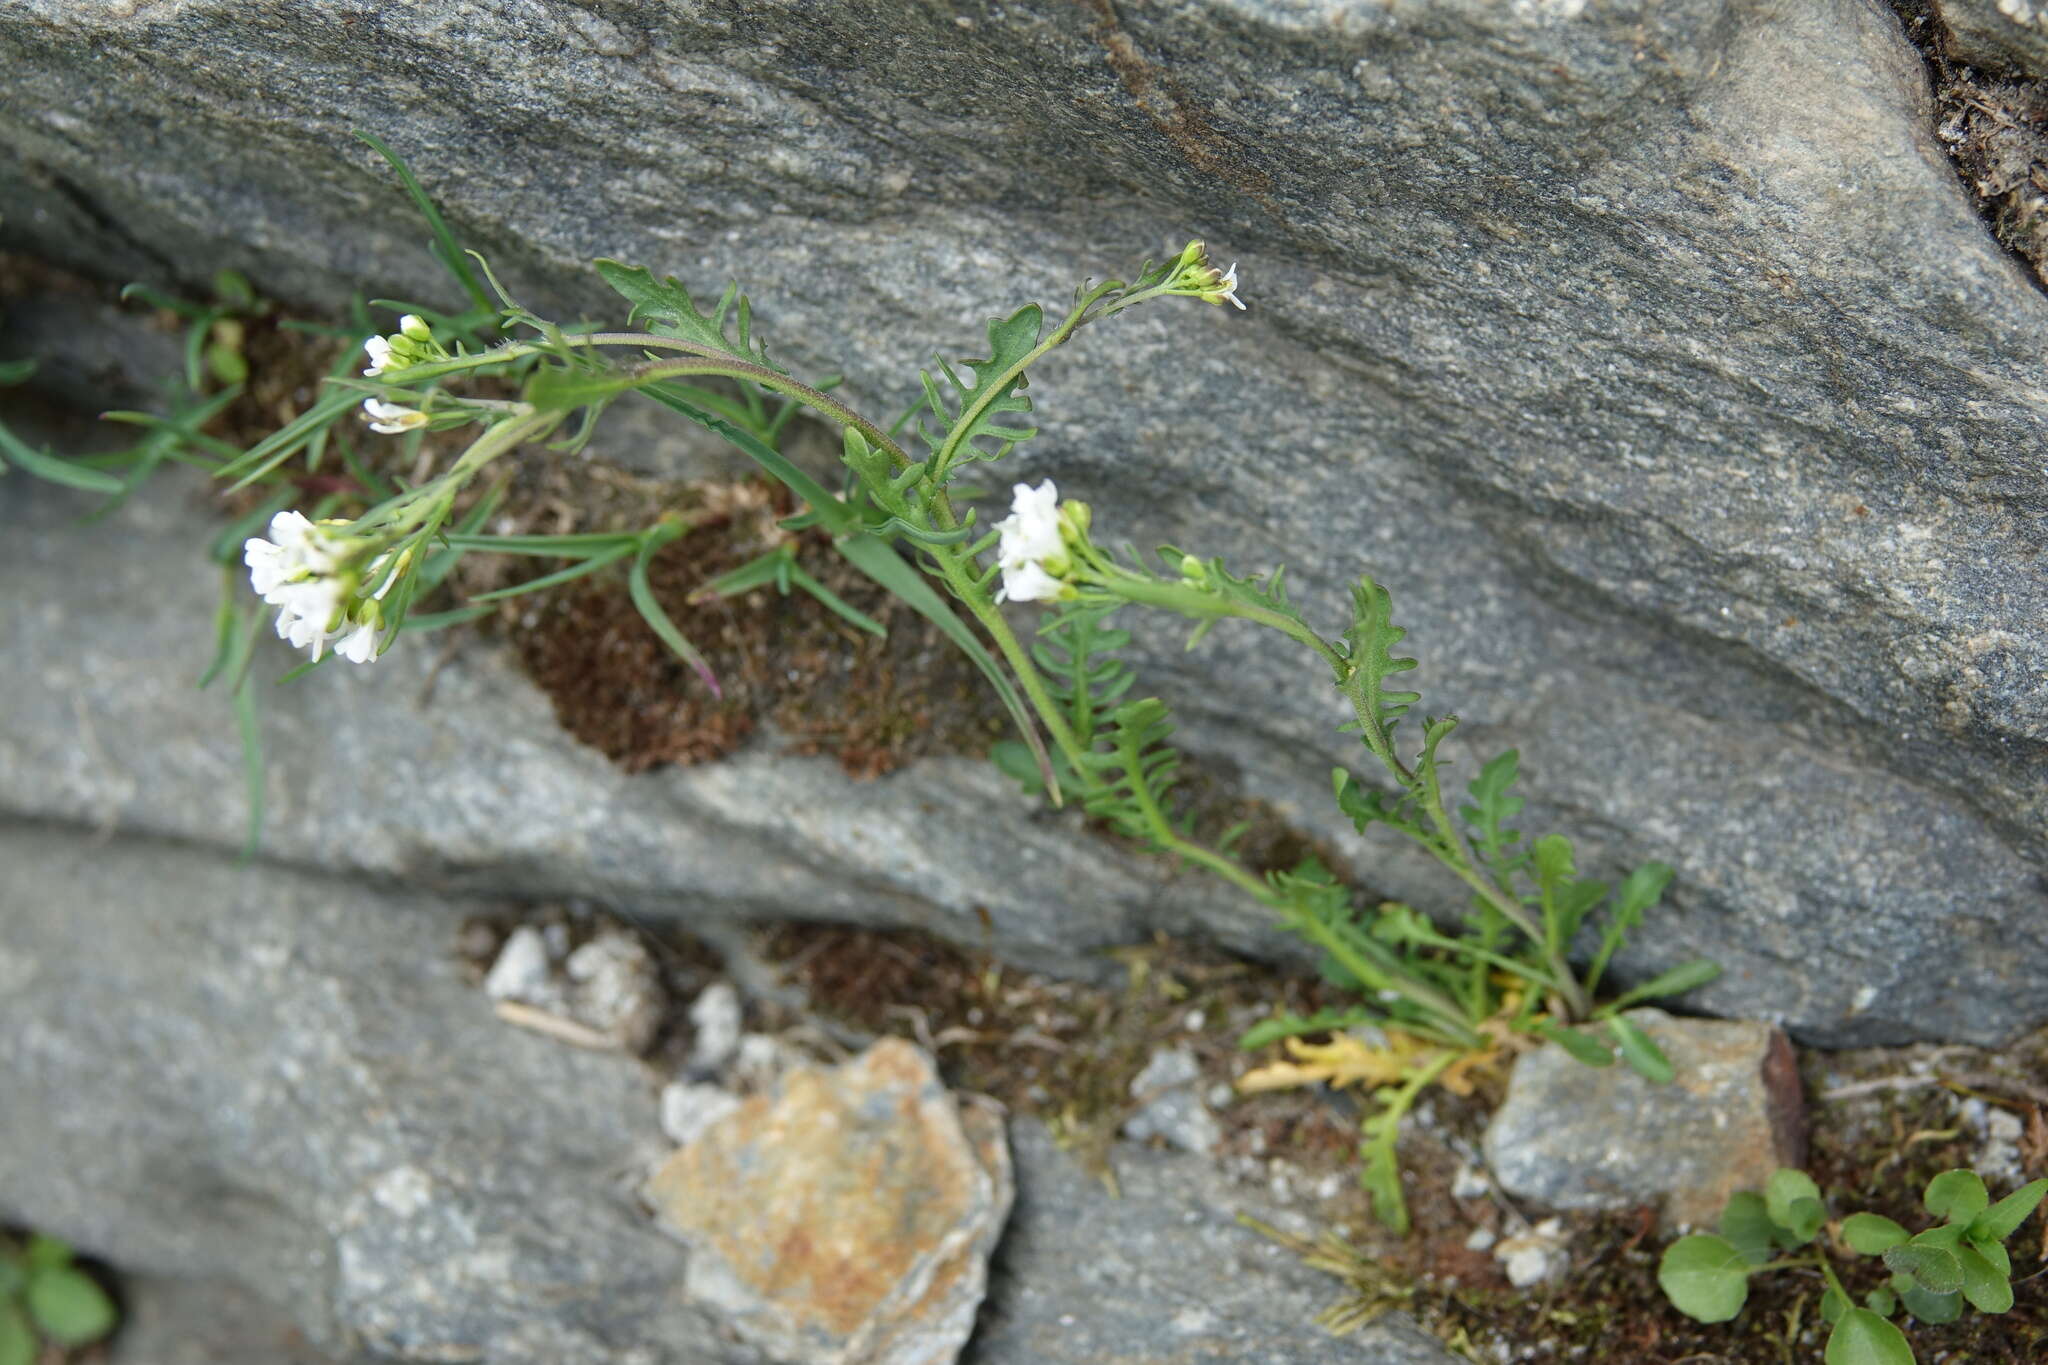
[362,336,393,376]
[998,560,1065,604]
[336,622,380,664]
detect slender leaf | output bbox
[356,130,491,314]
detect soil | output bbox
[739,918,2048,1364]
[1891,0,2048,288]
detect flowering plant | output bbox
[1,141,1712,1231]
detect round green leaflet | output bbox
[1658,1234,1750,1322]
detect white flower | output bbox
[362,335,394,377]
[334,620,380,664]
[1209,262,1245,310]
[996,479,1064,569]
[363,398,428,434]
[993,480,1073,604]
[244,510,386,665]
[998,560,1066,604]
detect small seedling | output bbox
[1659,1168,2047,1363]
[0,1233,118,1365]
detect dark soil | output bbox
[1891,0,2048,287]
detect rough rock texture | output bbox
[3,0,2046,1049]
[1482,1009,1808,1230]
[1936,0,2048,76]
[3,822,1456,1365]
[646,1039,1011,1365]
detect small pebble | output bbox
[687,982,743,1075]
[483,926,556,1004]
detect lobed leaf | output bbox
[915,304,1043,475]
[593,258,782,372]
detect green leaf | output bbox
[21,1237,69,1274]
[917,304,1043,476]
[1657,1234,1751,1322]
[1458,749,1524,870]
[592,258,777,369]
[1883,1241,1962,1295]
[626,532,719,697]
[1606,1014,1674,1084]
[1719,1192,1779,1266]
[24,1266,116,1346]
[1533,1020,1615,1068]
[1029,602,1135,751]
[0,422,126,492]
[1968,1233,2011,1277]
[1820,1285,1849,1324]
[1898,1280,1961,1324]
[1337,575,1420,752]
[1923,1169,1988,1224]
[0,357,37,386]
[1824,1308,1915,1365]
[1955,1242,2012,1314]
[1843,1212,1910,1255]
[1766,1169,1826,1245]
[0,1303,33,1365]
[1864,1285,1897,1316]
[642,372,1057,799]
[1077,698,1184,846]
[356,131,492,315]
[1969,1177,2047,1242]
[1606,959,1723,1011]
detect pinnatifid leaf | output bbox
[594,258,780,370]
[917,303,1042,474]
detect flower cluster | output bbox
[994,480,1078,604]
[1163,240,1245,311]
[243,511,393,664]
[361,313,447,377]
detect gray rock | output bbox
[109,1274,339,1365]
[2,0,2046,1049]
[3,820,1459,1363]
[1935,0,2048,76]
[975,1122,1462,1365]
[0,822,742,1364]
[1123,1045,1223,1156]
[1482,1008,1807,1230]
[658,1080,743,1149]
